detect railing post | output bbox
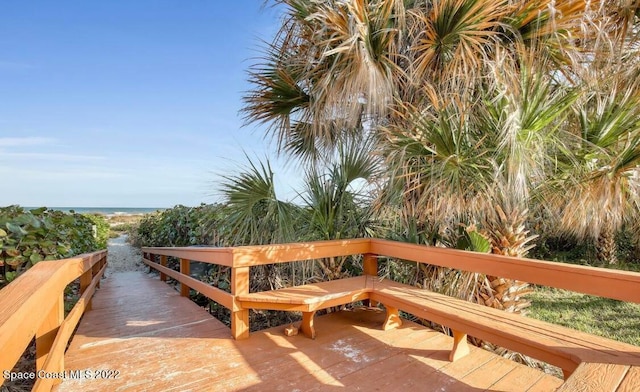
[36,294,64,377]
[180,258,190,297]
[364,253,379,307]
[144,252,151,272]
[363,253,378,276]
[91,260,101,289]
[231,267,250,340]
[80,268,93,311]
[160,255,167,282]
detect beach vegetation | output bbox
[240,0,640,296]
[0,206,105,287]
[84,213,110,249]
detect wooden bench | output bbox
[237,275,640,381]
[368,278,640,379]
[237,276,374,339]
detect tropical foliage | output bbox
[0,206,107,286]
[236,0,640,369]
[131,204,227,247]
[243,0,640,264]
[130,0,640,354]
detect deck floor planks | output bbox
[55,272,562,391]
[618,365,640,391]
[488,363,548,391]
[460,356,524,389]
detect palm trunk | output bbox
[479,205,534,314]
[596,227,618,265]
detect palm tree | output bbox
[380,47,575,311]
[244,0,406,162]
[300,136,379,278]
[542,5,640,265]
[244,0,640,303]
[220,137,378,282]
[220,158,299,290]
[551,71,640,265]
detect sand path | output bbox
[106,234,146,275]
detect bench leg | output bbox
[382,306,402,330]
[363,299,379,308]
[301,311,317,339]
[231,310,250,340]
[449,330,470,361]
[562,368,573,380]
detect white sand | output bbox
[106,234,147,276]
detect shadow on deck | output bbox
[54,272,561,392]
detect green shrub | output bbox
[131,204,226,247]
[84,214,109,249]
[0,206,100,286]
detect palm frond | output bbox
[220,156,297,245]
[409,0,510,81]
[552,74,640,242]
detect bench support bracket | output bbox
[449,330,470,361]
[301,311,317,339]
[382,305,402,330]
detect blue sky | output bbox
[0,1,299,208]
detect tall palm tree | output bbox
[381,48,574,311]
[543,6,640,265]
[244,0,406,162]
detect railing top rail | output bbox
[142,246,234,266]
[0,250,107,325]
[143,238,371,267]
[371,239,640,304]
[0,250,107,373]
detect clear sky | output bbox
[0,1,299,208]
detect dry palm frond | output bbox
[308,0,405,125]
[596,0,640,45]
[509,0,586,42]
[408,0,511,83]
[549,67,640,264]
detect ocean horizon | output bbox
[24,207,164,216]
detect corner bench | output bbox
[237,276,374,339]
[237,276,640,381]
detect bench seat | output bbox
[238,276,374,338]
[369,278,640,378]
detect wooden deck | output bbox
[55,272,562,391]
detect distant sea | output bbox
[25,207,164,216]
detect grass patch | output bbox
[527,287,640,346]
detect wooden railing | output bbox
[0,250,107,391]
[143,238,640,340]
[2,239,636,390]
[142,239,371,339]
